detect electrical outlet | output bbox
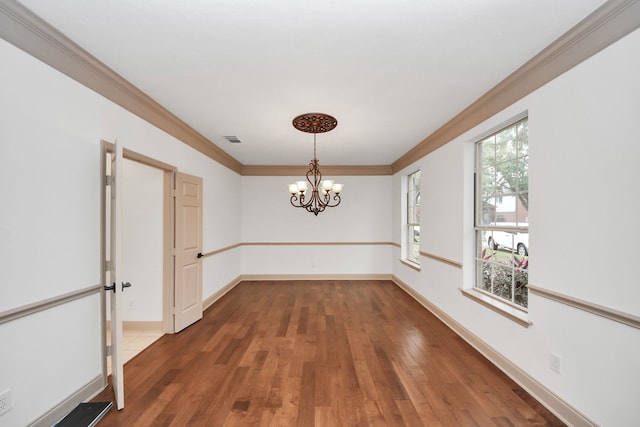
[0,389,12,416]
[129,300,135,309]
[550,353,562,374]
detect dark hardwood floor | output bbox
[93,280,564,426]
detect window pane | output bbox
[517,193,528,226]
[491,262,513,301]
[477,259,491,292]
[516,121,528,157]
[407,189,420,224]
[412,170,421,187]
[495,127,518,163]
[481,165,496,200]
[516,159,528,193]
[488,230,529,255]
[514,267,528,308]
[481,136,495,164]
[482,197,497,225]
[407,225,420,263]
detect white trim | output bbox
[392,276,597,427]
[420,251,463,269]
[203,277,243,310]
[468,111,530,145]
[27,375,105,427]
[0,284,102,324]
[400,259,421,271]
[529,285,640,329]
[460,288,531,328]
[239,274,393,282]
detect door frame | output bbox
[101,142,179,386]
[120,147,178,334]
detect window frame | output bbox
[404,170,421,267]
[474,117,529,310]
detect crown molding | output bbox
[0,0,243,174]
[241,164,393,176]
[2,0,638,177]
[392,0,640,173]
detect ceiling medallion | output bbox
[292,113,338,134]
[288,113,343,216]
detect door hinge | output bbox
[106,345,112,357]
[104,260,112,271]
[105,175,113,186]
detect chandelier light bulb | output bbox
[296,181,308,193]
[321,180,334,191]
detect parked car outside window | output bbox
[487,223,528,256]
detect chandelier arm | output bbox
[291,192,314,209]
[322,194,341,208]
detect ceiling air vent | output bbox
[224,135,242,144]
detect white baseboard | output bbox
[202,274,392,311]
[105,320,164,332]
[123,321,163,332]
[203,276,243,310]
[239,273,393,281]
[391,275,597,427]
[28,374,105,427]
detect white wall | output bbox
[0,38,242,426]
[393,29,640,426]
[241,175,392,276]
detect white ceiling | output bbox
[18,0,605,166]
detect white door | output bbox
[174,172,203,332]
[107,142,125,409]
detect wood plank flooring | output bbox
[93,280,564,426]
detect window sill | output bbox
[460,288,532,328]
[400,259,421,271]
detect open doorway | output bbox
[107,158,164,373]
[103,143,178,380]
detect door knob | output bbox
[104,283,116,293]
[121,282,132,291]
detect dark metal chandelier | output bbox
[288,113,343,216]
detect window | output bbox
[406,170,421,265]
[475,118,528,308]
